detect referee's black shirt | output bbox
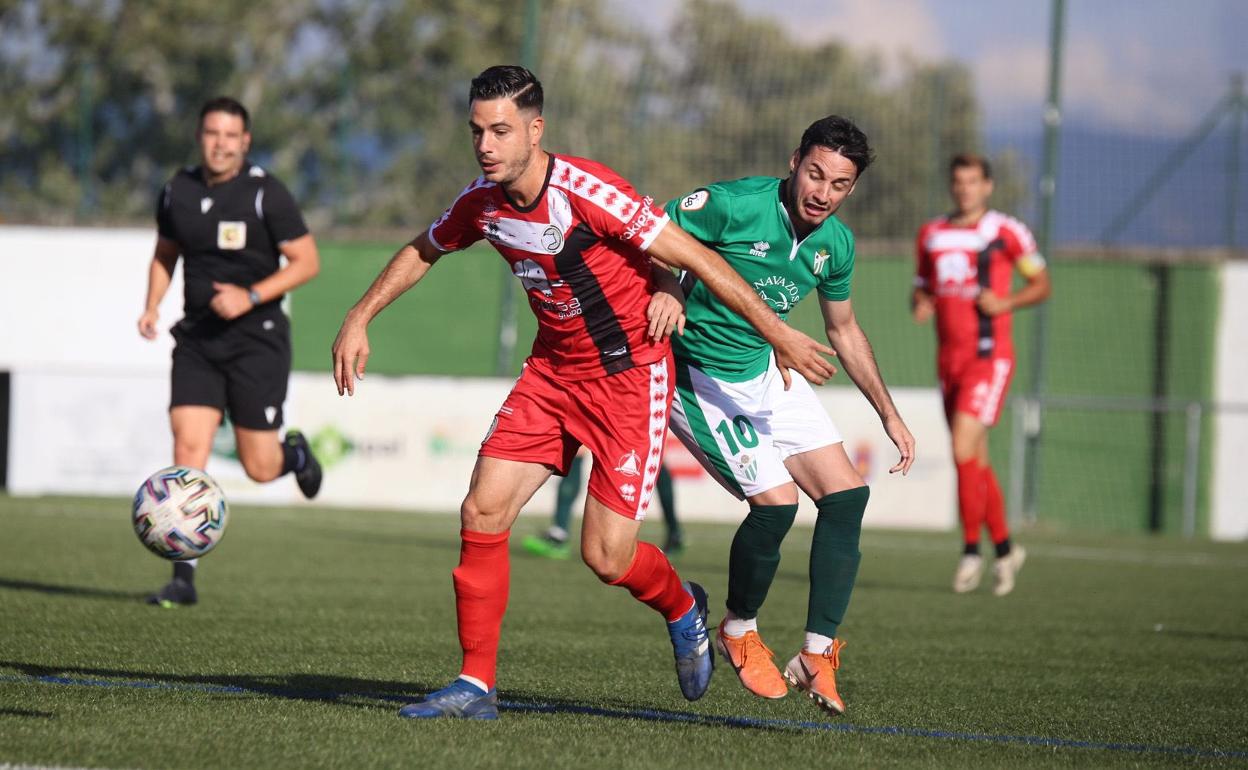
[156,162,308,326]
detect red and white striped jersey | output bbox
[915,210,1043,364]
[429,153,670,380]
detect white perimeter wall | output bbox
[0,226,182,374]
[0,225,955,529]
[8,369,956,529]
[1212,262,1248,540]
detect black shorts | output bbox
[170,308,292,431]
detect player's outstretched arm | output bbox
[139,237,181,340]
[332,231,444,396]
[647,223,835,389]
[822,297,915,475]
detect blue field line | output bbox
[3,673,1245,761]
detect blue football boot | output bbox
[398,679,499,720]
[667,580,713,701]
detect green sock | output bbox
[726,503,798,619]
[656,464,679,538]
[807,486,869,638]
[551,455,585,535]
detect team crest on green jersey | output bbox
[813,248,831,275]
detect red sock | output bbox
[453,529,510,690]
[982,465,1010,544]
[608,541,694,622]
[956,460,987,549]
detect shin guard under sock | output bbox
[807,486,869,638]
[453,529,510,690]
[726,503,798,619]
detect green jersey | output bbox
[665,176,855,381]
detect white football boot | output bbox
[952,554,984,593]
[992,545,1027,597]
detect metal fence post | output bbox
[1182,401,1202,538]
[1023,0,1066,520]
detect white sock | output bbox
[722,610,758,638]
[803,631,835,654]
[457,674,489,694]
[185,559,198,569]
[546,526,568,542]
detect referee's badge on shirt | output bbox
[218,221,247,250]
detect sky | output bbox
[634,0,1247,138]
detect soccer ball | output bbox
[132,466,229,560]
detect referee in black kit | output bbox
[138,96,322,607]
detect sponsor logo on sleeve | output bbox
[622,196,657,240]
[679,190,709,211]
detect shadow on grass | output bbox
[767,570,949,595]
[0,660,810,733]
[0,577,147,602]
[0,708,55,719]
[1155,628,1248,643]
[301,526,460,553]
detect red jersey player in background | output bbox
[913,154,1051,597]
[332,65,836,720]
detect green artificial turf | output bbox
[1,494,1245,768]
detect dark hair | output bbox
[469,65,544,114]
[797,115,874,176]
[199,96,250,131]
[950,153,992,180]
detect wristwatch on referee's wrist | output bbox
[247,287,262,306]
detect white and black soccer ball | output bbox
[132,466,229,561]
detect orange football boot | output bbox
[714,619,787,699]
[783,639,847,715]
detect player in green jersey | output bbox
[664,115,915,716]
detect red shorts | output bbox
[480,354,674,520]
[940,356,1014,427]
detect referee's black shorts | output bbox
[169,307,292,431]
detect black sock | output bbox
[964,542,981,556]
[994,538,1012,558]
[173,561,196,584]
[281,440,306,475]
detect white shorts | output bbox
[669,355,842,500]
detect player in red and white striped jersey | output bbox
[331,65,836,719]
[913,153,1051,597]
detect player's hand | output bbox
[975,289,1012,317]
[210,282,253,320]
[138,308,160,340]
[912,295,934,324]
[883,413,915,475]
[770,326,837,390]
[645,290,686,343]
[332,315,370,396]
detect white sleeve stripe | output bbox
[552,158,637,224]
[638,214,669,252]
[426,176,493,252]
[426,227,450,253]
[254,188,264,220]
